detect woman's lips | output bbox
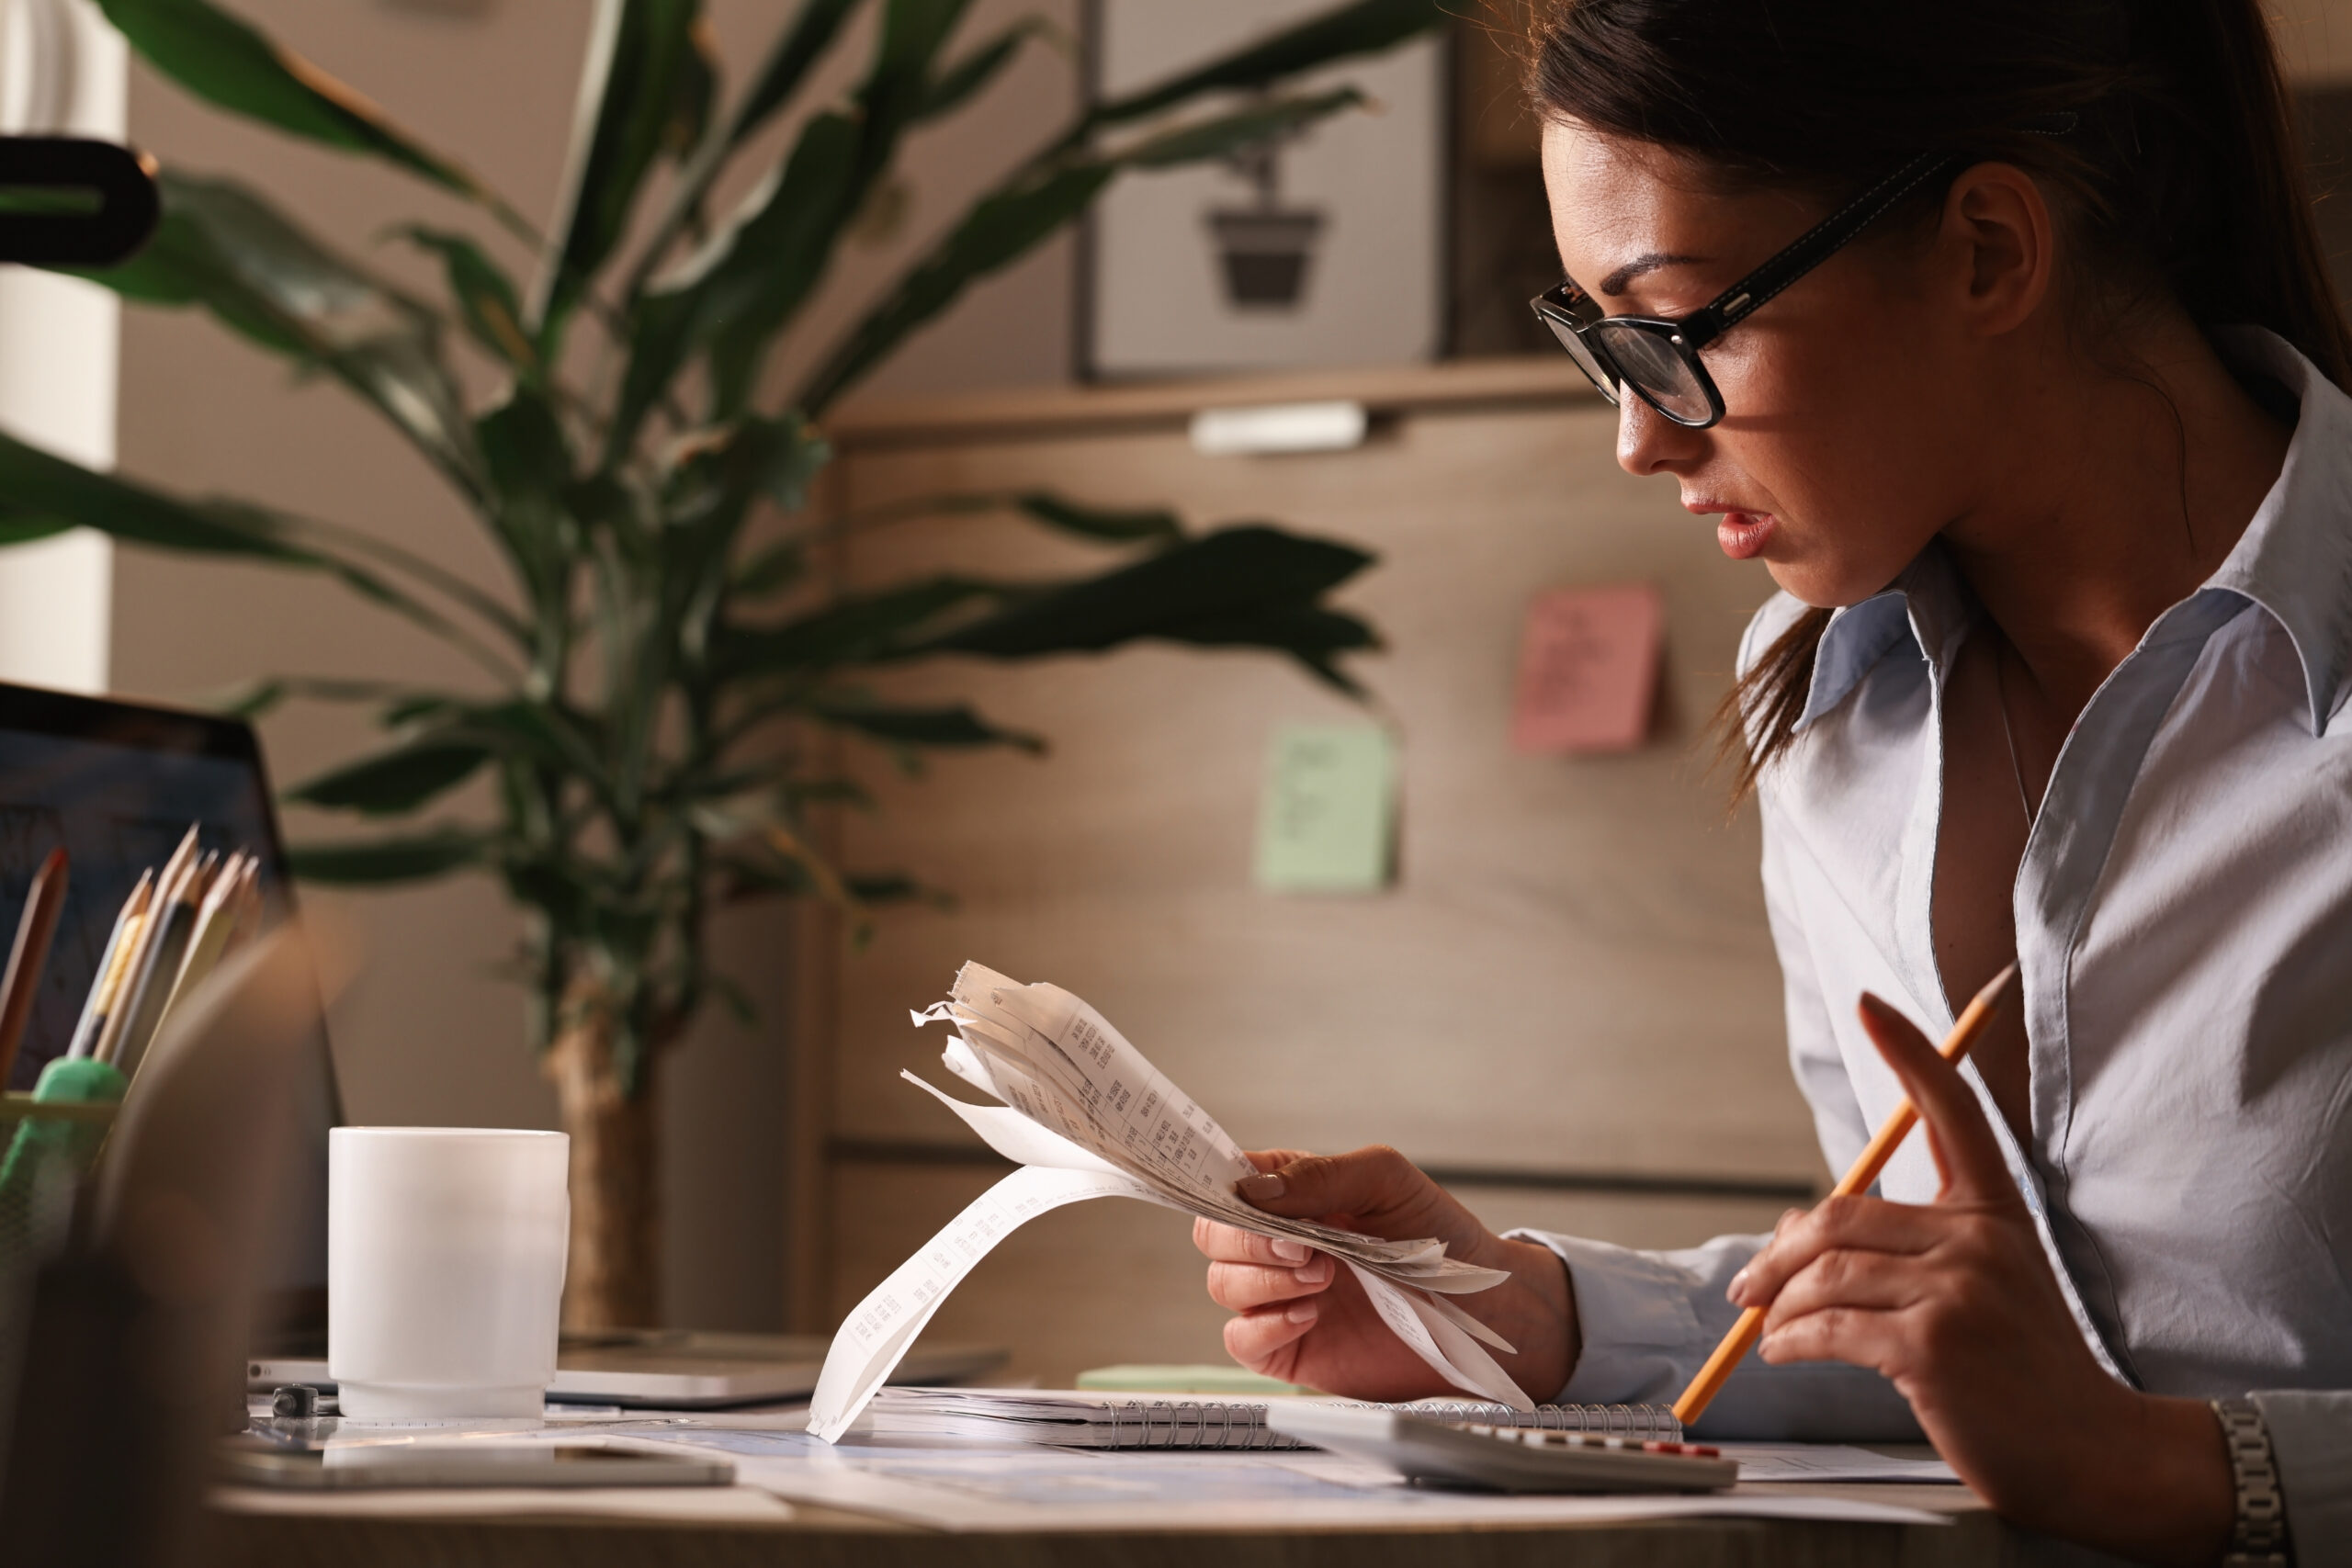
[1715,511,1778,559]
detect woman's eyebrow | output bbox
[1599,251,1708,296]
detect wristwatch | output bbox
[2211,1397,2291,1567]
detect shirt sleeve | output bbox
[1498,777,1917,1440]
[1502,1228,1921,1441]
[2253,1390,2352,1567]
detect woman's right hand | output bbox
[1193,1145,1582,1403]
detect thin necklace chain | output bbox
[1993,641,2038,829]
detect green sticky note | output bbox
[1254,723,1396,894]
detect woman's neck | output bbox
[1941,311,2293,723]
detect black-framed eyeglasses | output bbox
[1531,147,1964,429]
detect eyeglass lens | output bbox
[1537,310,1622,406]
[1590,322,1714,424]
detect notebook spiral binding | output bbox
[1105,1399,1301,1450]
[1098,1399,1681,1450]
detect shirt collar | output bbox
[1794,327,2352,737]
[2199,327,2352,736]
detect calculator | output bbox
[1267,1402,1738,1494]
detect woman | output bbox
[1192,3,2352,1562]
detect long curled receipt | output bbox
[807,963,1529,1443]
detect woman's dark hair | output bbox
[1529,0,2352,798]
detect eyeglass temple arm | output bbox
[1675,148,1961,352]
[1677,112,2076,352]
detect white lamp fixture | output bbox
[0,0,122,695]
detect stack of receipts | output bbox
[807,963,1525,1443]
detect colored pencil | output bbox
[0,847,68,1088]
[83,907,148,1066]
[153,852,249,1033]
[92,827,197,1066]
[111,839,210,1075]
[1670,963,2020,1427]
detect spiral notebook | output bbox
[862,1388,1681,1450]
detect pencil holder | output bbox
[0,1062,127,1472]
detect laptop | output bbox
[0,682,1003,1407]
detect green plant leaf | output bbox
[616,0,978,434]
[1116,86,1361,169]
[905,525,1379,691]
[202,675,416,718]
[842,872,942,905]
[714,575,1012,678]
[0,433,299,558]
[537,0,710,340]
[729,537,806,598]
[393,225,536,373]
[475,386,577,611]
[1078,0,1442,133]
[806,696,1044,751]
[914,15,1054,123]
[0,429,528,674]
[797,88,1359,413]
[723,0,865,146]
[96,0,499,205]
[287,739,493,816]
[1011,491,1183,545]
[615,0,864,318]
[797,160,1110,414]
[287,829,491,885]
[84,172,485,505]
[609,109,858,452]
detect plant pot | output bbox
[1205,208,1326,310]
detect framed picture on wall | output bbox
[1078,0,1449,379]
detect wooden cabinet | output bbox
[795,360,1827,1380]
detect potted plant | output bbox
[0,0,1431,1328]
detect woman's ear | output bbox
[1942,162,2056,339]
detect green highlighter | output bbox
[0,1055,129,1223]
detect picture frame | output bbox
[1077,0,1450,380]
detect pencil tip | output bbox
[1983,963,2019,1003]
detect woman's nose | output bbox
[1615,391,1706,477]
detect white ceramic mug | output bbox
[329,1127,569,1418]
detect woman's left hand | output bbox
[1727,990,2235,1566]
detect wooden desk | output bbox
[201,1483,2028,1567]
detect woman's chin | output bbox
[1760,557,1888,612]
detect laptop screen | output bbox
[0,682,336,1343]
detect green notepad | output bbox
[1254,723,1396,893]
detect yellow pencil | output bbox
[67,869,150,1059]
[1671,963,2019,1428]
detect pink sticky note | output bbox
[1510,583,1665,754]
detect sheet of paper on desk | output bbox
[627,1429,1954,1533]
[805,962,1526,1442]
[1720,1445,1961,1484]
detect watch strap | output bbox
[2211,1396,2290,1567]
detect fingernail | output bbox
[1726,1269,1750,1304]
[1239,1174,1285,1201]
[1294,1259,1329,1284]
[1270,1239,1309,1263]
[1285,1300,1319,1325]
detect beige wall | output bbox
[109,0,1080,1328]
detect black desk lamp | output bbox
[0,134,156,266]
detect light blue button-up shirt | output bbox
[1516,328,2352,1558]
